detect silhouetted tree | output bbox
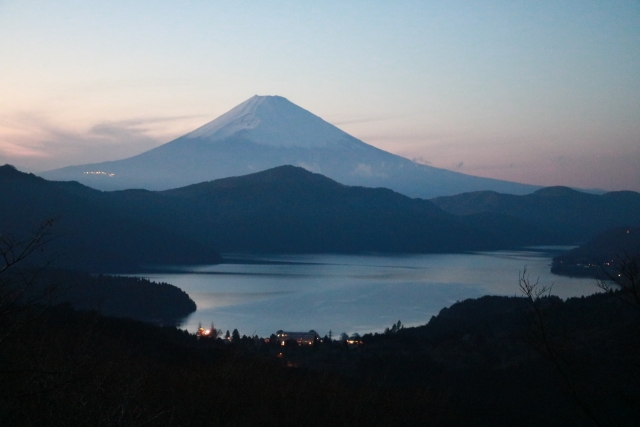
[269,333,278,347]
[1,219,58,364]
[284,338,298,348]
[598,252,640,309]
[384,320,404,334]
[519,268,606,427]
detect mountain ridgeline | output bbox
[41,95,539,198]
[432,187,640,244]
[0,165,222,272]
[4,164,639,272]
[20,269,196,325]
[155,166,547,253]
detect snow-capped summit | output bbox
[184,95,363,149]
[41,96,539,197]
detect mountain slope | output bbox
[5,164,551,260]
[42,95,538,198]
[0,165,222,272]
[431,186,640,243]
[151,165,550,253]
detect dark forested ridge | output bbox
[1,305,448,427]
[0,165,222,272]
[3,164,555,268]
[155,165,551,252]
[275,291,640,426]
[0,222,196,324]
[2,285,638,426]
[431,186,640,244]
[32,269,197,324]
[9,164,638,267]
[552,226,640,278]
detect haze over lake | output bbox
[136,248,599,338]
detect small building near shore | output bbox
[276,330,319,346]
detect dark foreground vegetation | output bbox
[2,306,452,427]
[3,263,639,425]
[0,220,196,325]
[275,288,640,427]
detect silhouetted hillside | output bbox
[2,165,553,263]
[157,165,513,253]
[171,166,559,251]
[26,269,197,324]
[294,292,639,426]
[552,226,640,278]
[3,256,639,426]
[1,305,449,427]
[431,186,640,243]
[0,165,222,272]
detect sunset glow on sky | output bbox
[1,1,639,191]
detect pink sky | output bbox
[1,1,638,192]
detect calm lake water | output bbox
[136,248,599,338]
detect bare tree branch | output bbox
[597,251,640,310]
[519,268,605,427]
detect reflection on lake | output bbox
[136,249,599,338]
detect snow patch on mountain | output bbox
[184,95,366,150]
[185,95,263,140]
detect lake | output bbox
[136,248,599,338]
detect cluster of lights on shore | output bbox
[196,322,227,339]
[195,327,364,346]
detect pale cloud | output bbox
[297,162,322,174]
[352,163,373,177]
[351,163,388,178]
[89,115,202,139]
[0,141,48,158]
[0,113,205,172]
[411,156,431,165]
[357,131,453,156]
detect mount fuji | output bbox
[42,95,538,198]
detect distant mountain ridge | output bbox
[8,163,637,272]
[431,186,640,243]
[3,164,553,270]
[104,165,548,254]
[0,164,222,272]
[42,95,539,198]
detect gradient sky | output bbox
[1,1,639,191]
